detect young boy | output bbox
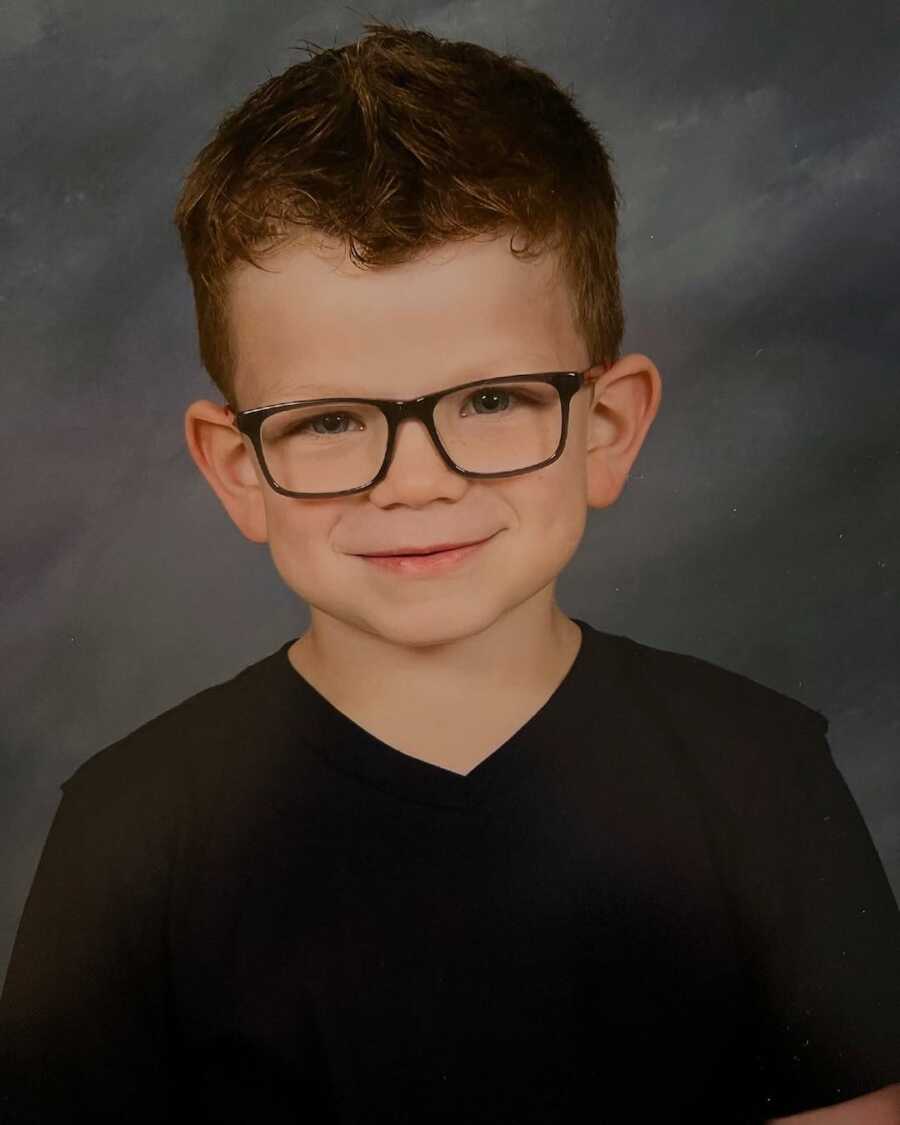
[2,19,899,1125]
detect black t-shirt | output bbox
[2,618,899,1123]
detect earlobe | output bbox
[183,399,270,545]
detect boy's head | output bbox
[175,20,660,651]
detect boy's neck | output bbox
[286,608,582,776]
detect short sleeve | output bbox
[738,711,900,1118]
[0,753,180,1122]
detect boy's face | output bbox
[184,231,660,650]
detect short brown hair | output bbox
[173,18,624,408]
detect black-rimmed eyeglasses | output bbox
[224,368,598,499]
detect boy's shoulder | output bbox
[602,627,832,804]
[59,646,285,810]
[611,628,828,735]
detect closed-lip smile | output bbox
[359,535,493,557]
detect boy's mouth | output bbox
[360,535,492,557]
[355,535,496,573]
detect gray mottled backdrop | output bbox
[2,1,898,984]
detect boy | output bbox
[2,19,899,1124]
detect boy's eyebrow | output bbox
[264,358,559,402]
[272,383,341,399]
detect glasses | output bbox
[225,368,597,499]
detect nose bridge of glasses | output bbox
[388,392,448,460]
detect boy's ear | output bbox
[183,399,270,544]
[583,352,662,510]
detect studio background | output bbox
[2,0,898,985]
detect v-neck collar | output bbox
[263,617,626,810]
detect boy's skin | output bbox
[183,230,900,1118]
[184,229,661,776]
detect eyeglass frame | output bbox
[223,367,600,500]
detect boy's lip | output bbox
[358,534,495,557]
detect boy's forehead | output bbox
[227,232,580,406]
